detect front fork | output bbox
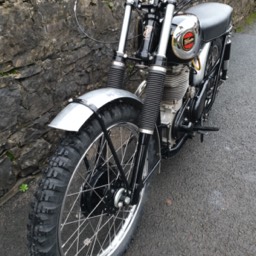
[107,0,133,89]
[108,0,177,203]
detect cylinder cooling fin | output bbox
[160,65,190,147]
[162,65,190,103]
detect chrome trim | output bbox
[117,3,132,55]
[139,129,154,135]
[112,61,125,67]
[227,25,233,33]
[157,3,175,57]
[135,80,147,97]
[191,42,211,86]
[49,88,142,132]
[172,14,201,60]
[150,66,166,73]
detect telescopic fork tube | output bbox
[139,0,176,134]
[107,0,134,88]
[117,0,134,56]
[132,1,177,203]
[157,1,176,59]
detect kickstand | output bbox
[197,130,208,142]
[200,133,204,143]
[198,118,207,143]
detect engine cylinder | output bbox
[160,65,189,147]
[162,65,189,103]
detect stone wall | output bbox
[200,0,255,25]
[0,0,255,197]
[0,0,123,196]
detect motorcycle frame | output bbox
[106,0,232,203]
[49,0,232,205]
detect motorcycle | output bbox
[28,0,233,255]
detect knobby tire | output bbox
[28,103,156,256]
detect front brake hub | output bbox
[80,167,130,216]
[104,183,131,214]
[80,168,109,216]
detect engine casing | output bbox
[160,65,190,147]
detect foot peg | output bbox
[180,123,219,133]
[179,124,219,143]
[193,126,219,132]
[195,126,219,143]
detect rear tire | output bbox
[203,38,223,116]
[28,103,156,256]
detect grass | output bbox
[0,69,18,77]
[236,11,256,32]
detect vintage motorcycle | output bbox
[28,0,233,255]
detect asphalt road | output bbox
[0,22,256,256]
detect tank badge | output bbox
[182,32,195,51]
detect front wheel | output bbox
[28,103,156,256]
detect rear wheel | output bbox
[28,103,156,256]
[203,38,223,117]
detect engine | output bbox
[160,14,201,148]
[160,65,190,147]
[135,12,202,148]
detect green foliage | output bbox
[6,151,15,162]
[127,63,134,75]
[102,0,114,10]
[19,183,29,193]
[0,69,18,77]
[236,11,256,32]
[246,11,256,25]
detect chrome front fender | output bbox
[49,88,142,132]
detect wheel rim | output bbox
[58,122,147,256]
[203,41,222,116]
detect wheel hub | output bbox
[80,167,131,216]
[114,188,131,208]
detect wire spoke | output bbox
[62,197,105,250]
[61,189,82,231]
[59,122,144,256]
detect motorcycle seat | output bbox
[186,3,233,42]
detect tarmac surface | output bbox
[0,22,256,256]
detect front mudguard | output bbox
[49,88,142,132]
[49,87,161,173]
